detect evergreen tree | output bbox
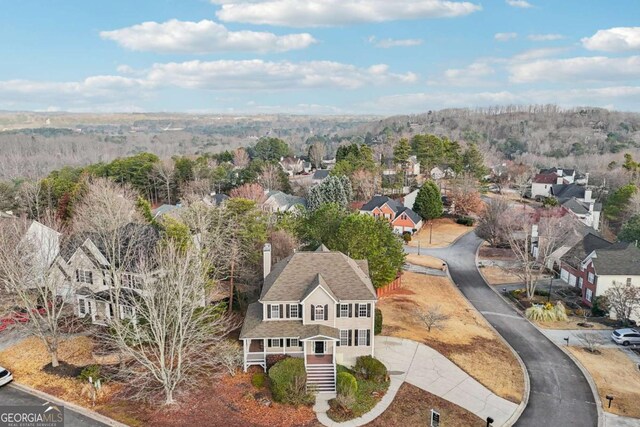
[618,215,640,243]
[393,138,411,165]
[413,181,443,220]
[307,175,353,211]
[462,143,487,178]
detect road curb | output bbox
[475,247,604,427]
[9,382,129,427]
[471,245,529,427]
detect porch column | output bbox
[303,340,308,368]
[243,339,248,372]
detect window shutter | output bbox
[286,305,290,318]
[311,304,315,321]
[286,339,290,347]
[299,304,303,318]
[355,303,359,318]
[348,330,352,346]
[336,304,340,318]
[354,329,359,347]
[366,329,371,346]
[349,304,353,318]
[280,339,284,348]
[267,304,271,319]
[336,337,340,347]
[367,303,371,317]
[324,304,328,321]
[267,340,272,348]
[280,304,284,318]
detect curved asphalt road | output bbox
[406,231,598,427]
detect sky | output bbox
[0,0,639,115]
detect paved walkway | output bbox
[314,336,518,427]
[541,328,618,349]
[605,413,640,427]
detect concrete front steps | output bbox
[306,364,336,393]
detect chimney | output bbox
[556,177,564,185]
[263,243,272,279]
[584,190,592,203]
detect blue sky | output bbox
[1,0,639,114]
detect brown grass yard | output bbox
[535,317,613,330]
[405,254,446,270]
[567,347,640,418]
[377,272,524,403]
[365,382,485,427]
[478,265,522,285]
[408,218,472,248]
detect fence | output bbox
[376,274,402,297]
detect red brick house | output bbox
[359,195,423,234]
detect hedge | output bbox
[268,358,312,405]
[353,356,387,383]
[374,308,383,335]
[336,371,358,397]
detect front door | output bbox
[314,341,324,355]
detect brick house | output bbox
[359,195,423,234]
[239,244,377,392]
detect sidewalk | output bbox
[541,328,618,349]
[314,336,519,427]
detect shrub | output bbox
[554,301,568,321]
[591,296,608,317]
[525,301,568,322]
[266,354,289,370]
[374,308,383,335]
[402,232,412,243]
[337,372,358,397]
[353,356,387,383]
[251,372,266,388]
[534,288,550,297]
[268,358,312,405]
[456,216,475,226]
[78,364,102,383]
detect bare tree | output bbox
[259,163,282,191]
[351,169,376,201]
[270,229,299,263]
[152,160,176,204]
[230,183,266,204]
[475,198,511,247]
[103,241,239,404]
[0,215,68,367]
[505,213,578,299]
[414,305,450,332]
[578,333,603,354]
[17,181,44,219]
[604,281,640,326]
[233,148,250,169]
[215,340,244,377]
[309,142,326,169]
[448,174,483,216]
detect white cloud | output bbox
[506,0,533,8]
[213,0,481,27]
[100,19,316,54]
[438,61,495,86]
[145,60,418,90]
[527,33,564,41]
[511,47,568,61]
[495,32,518,42]
[508,55,640,83]
[368,36,423,48]
[582,27,640,52]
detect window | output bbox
[315,305,324,320]
[587,272,595,283]
[75,269,93,284]
[289,338,299,347]
[627,278,632,286]
[578,278,583,289]
[289,304,298,319]
[269,339,281,348]
[340,330,349,346]
[121,305,134,318]
[358,329,368,346]
[270,305,280,319]
[78,298,86,315]
[359,304,368,318]
[340,304,349,317]
[122,274,142,289]
[585,288,593,302]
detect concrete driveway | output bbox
[405,231,599,427]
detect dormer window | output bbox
[315,305,324,320]
[271,305,280,319]
[76,269,93,284]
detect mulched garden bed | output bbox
[42,361,83,378]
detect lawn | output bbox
[365,383,485,427]
[567,347,640,418]
[377,271,525,403]
[405,254,445,270]
[478,265,522,285]
[327,365,389,422]
[535,317,613,330]
[407,218,472,248]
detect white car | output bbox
[611,329,640,346]
[0,366,12,386]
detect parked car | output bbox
[0,366,12,387]
[611,328,640,346]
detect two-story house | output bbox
[359,195,423,234]
[239,244,377,392]
[52,224,160,325]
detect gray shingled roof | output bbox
[361,195,403,213]
[265,191,307,210]
[592,245,640,276]
[552,184,585,202]
[260,250,377,302]
[561,233,612,269]
[395,206,422,224]
[301,274,338,302]
[239,303,339,339]
[562,198,589,215]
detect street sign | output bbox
[431,409,440,427]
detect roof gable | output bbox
[301,274,338,302]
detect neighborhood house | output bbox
[239,244,377,393]
[359,195,423,234]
